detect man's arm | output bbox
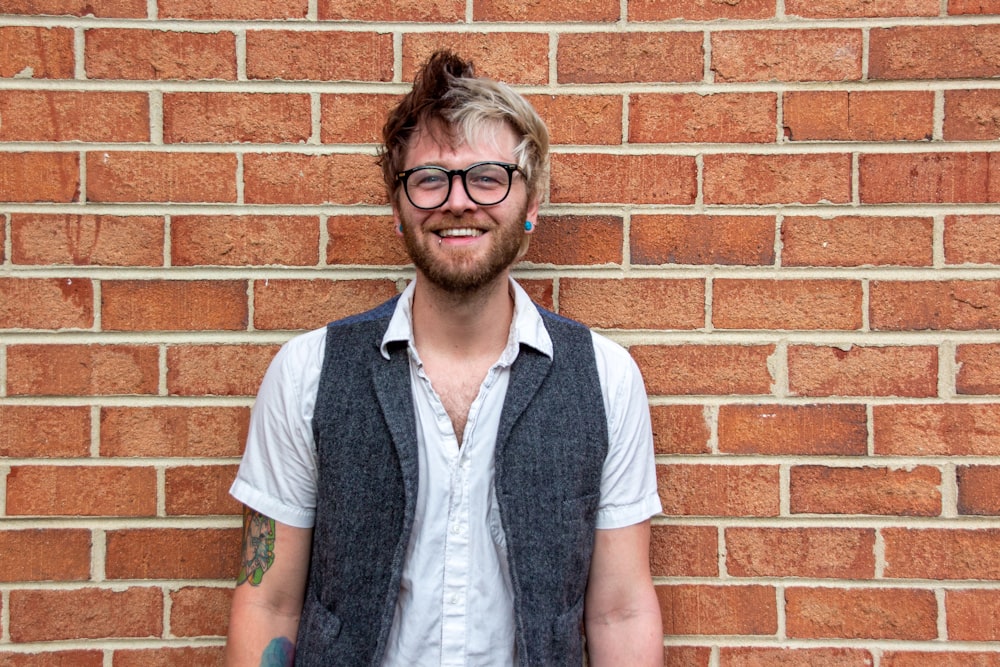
[226,505,313,667]
[584,519,663,666]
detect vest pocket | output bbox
[297,589,342,651]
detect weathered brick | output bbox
[0,152,79,202]
[403,34,550,85]
[871,280,1000,330]
[7,465,157,517]
[253,279,399,330]
[100,406,249,458]
[945,89,1000,140]
[165,465,241,516]
[321,94,401,144]
[12,214,163,266]
[945,215,1000,264]
[159,0,307,18]
[870,25,1000,80]
[522,215,624,266]
[0,651,103,667]
[949,0,1000,12]
[874,404,1000,456]
[665,647,712,667]
[0,0,145,16]
[785,587,937,639]
[247,31,393,81]
[170,586,232,636]
[782,216,933,267]
[650,524,719,577]
[726,527,876,578]
[721,648,876,667]
[558,32,704,83]
[559,278,704,330]
[516,278,554,310]
[788,345,938,397]
[87,152,237,203]
[85,29,236,80]
[631,344,775,396]
[860,153,1000,204]
[327,215,410,266]
[658,464,781,517]
[0,529,91,582]
[474,0,618,21]
[102,280,248,331]
[0,405,91,458]
[9,587,162,641]
[704,153,852,205]
[631,215,775,266]
[713,279,862,330]
[718,404,867,456]
[650,404,711,455]
[947,590,1000,641]
[551,154,697,205]
[657,584,778,635]
[0,277,93,330]
[957,465,1000,516]
[630,93,776,144]
[243,153,384,206]
[790,465,942,516]
[0,26,74,78]
[106,528,239,579]
[783,90,933,141]
[319,0,463,21]
[712,30,863,82]
[163,93,311,144]
[787,0,938,17]
[7,344,158,396]
[0,91,149,142]
[630,0,774,20]
[884,528,1000,580]
[171,215,319,266]
[526,94,622,145]
[957,344,1000,395]
[166,345,277,396]
[112,646,226,667]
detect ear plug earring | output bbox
[524,220,534,232]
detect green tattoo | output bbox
[238,507,276,586]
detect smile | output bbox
[436,228,485,238]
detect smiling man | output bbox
[225,50,663,667]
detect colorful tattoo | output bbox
[260,636,294,667]
[238,507,276,586]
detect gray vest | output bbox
[294,297,609,666]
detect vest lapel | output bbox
[495,345,552,455]
[372,348,419,511]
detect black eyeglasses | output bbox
[395,161,523,210]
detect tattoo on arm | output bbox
[237,507,276,586]
[260,636,295,667]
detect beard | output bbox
[400,206,527,295]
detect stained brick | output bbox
[171,215,319,267]
[860,153,1000,204]
[870,25,1000,80]
[85,29,236,80]
[0,277,93,330]
[949,0,1000,12]
[7,344,158,396]
[0,91,149,142]
[781,216,933,267]
[704,153,852,205]
[786,0,938,17]
[6,465,157,517]
[327,215,410,266]
[956,344,1000,395]
[0,405,91,458]
[159,0,307,18]
[0,651,104,667]
[713,279,862,330]
[651,525,719,577]
[945,89,1000,140]
[0,26,74,78]
[163,93,311,144]
[650,404,711,455]
[783,90,933,141]
[253,279,399,330]
[631,344,775,396]
[1,0,145,16]
[521,215,624,266]
[102,280,248,331]
[657,585,778,635]
[883,653,1000,667]
[657,465,781,517]
[630,93,776,144]
[631,215,775,266]
[726,527,876,578]
[871,280,1000,330]
[718,404,867,456]
[630,0,774,20]
[170,586,232,637]
[105,528,239,579]
[321,94,401,144]
[165,465,241,516]
[0,529,91,582]
[86,152,237,203]
[785,587,937,639]
[558,32,704,84]
[246,31,393,81]
[100,406,249,458]
[945,215,1000,264]
[874,404,1000,456]
[526,94,622,145]
[957,465,1000,516]
[712,30,863,82]
[559,278,704,330]
[0,152,79,203]
[721,648,876,667]
[474,0,619,21]
[884,528,1000,580]
[947,590,1000,640]
[403,34,550,85]
[112,647,226,667]
[12,214,163,266]
[551,154,697,205]
[788,345,938,397]
[243,153,385,206]
[790,465,942,516]
[167,345,278,396]
[319,0,463,21]
[9,587,162,641]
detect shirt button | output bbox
[451,595,460,605]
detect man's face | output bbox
[393,122,539,295]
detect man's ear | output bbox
[393,211,404,236]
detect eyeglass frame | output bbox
[394,161,525,210]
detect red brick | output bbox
[786,587,937,639]
[650,404,711,455]
[945,215,1000,264]
[85,29,236,80]
[875,404,1000,456]
[718,404,867,456]
[957,344,1000,394]
[247,31,392,81]
[551,154,696,205]
[327,215,410,266]
[787,0,938,16]
[713,279,862,330]
[860,153,1000,204]
[170,586,232,636]
[630,0,774,20]
[526,94,622,145]
[957,465,1000,515]
[871,280,1000,330]
[0,651,104,667]
[788,345,938,397]
[0,26,74,78]
[0,91,149,142]
[657,465,780,517]
[631,93,776,144]
[883,653,1000,667]
[658,584,778,635]
[726,527,876,578]
[7,344,158,396]
[790,465,942,516]
[403,34,550,85]
[0,529,90,582]
[945,90,1000,140]
[100,406,249,458]
[721,648,875,667]
[253,279,398,330]
[112,647,226,667]
[704,153,851,205]
[171,215,319,266]
[163,93,311,144]
[9,587,162,641]
[7,465,157,517]
[665,647,712,667]
[0,405,90,458]
[106,528,239,579]
[475,0,618,20]
[517,279,554,310]
[871,25,1000,80]
[712,30,862,82]
[948,590,1000,641]
[884,528,1000,580]
[12,214,163,266]
[0,0,145,16]
[631,344,775,396]
[558,32,704,84]
[159,0,306,18]
[559,278,704,330]
[165,464,241,516]
[102,280,248,331]
[86,152,237,203]
[321,94,400,144]
[782,216,933,267]
[0,277,93,329]
[244,153,384,206]
[167,344,278,396]
[631,215,775,267]
[0,152,79,202]
[319,0,463,21]
[650,525,719,577]
[522,215,624,266]
[949,0,1000,12]
[784,90,933,141]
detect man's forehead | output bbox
[407,120,518,159]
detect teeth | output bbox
[437,228,483,238]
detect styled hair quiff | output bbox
[378,50,550,206]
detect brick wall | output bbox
[1,1,999,664]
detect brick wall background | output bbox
[1,1,999,665]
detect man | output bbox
[225,50,663,666]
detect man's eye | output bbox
[411,171,447,188]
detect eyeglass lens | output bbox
[403,163,514,209]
